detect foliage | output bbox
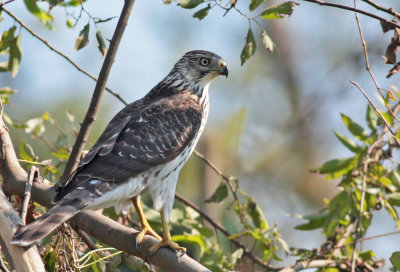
[1,0,400,271]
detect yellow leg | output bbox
[132,196,162,248]
[147,210,186,256]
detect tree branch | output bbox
[60,0,134,183]
[301,0,400,29]
[0,7,128,106]
[0,183,44,272]
[360,0,400,18]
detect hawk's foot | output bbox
[135,225,162,251]
[146,237,186,258]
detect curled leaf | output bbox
[193,5,211,20]
[240,27,257,65]
[96,30,107,57]
[249,0,264,11]
[179,0,204,9]
[261,30,274,53]
[74,23,90,51]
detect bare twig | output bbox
[60,0,134,182]
[358,230,400,242]
[278,259,349,272]
[0,0,14,7]
[20,166,37,224]
[350,80,400,147]
[0,7,128,106]
[350,137,383,272]
[301,0,400,29]
[360,0,400,18]
[352,0,400,125]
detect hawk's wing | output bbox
[54,94,202,201]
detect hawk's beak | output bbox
[218,65,229,78]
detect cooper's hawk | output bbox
[11,50,228,255]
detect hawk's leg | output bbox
[132,196,162,250]
[147,210,186,256]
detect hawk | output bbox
[11,50,228,255]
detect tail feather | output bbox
[10,197,87,246]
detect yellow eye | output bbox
[200,58,210,66]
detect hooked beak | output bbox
[219,65,229,77]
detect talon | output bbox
[146,238,186,258]
[135,225,162,251]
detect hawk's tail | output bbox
[10,197,87,247]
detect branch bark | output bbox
[302,0,400,29]
[60,0,134,183]
[0,190,45,272]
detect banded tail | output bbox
[10,195,88,247]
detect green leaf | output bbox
[193,5,211,20]
[261,30,274,53]
[95,30,107,57]
[0,87,17,95]
[261,1,299,19]
[0,62,8,72]
[359,250,376,261]
[389,171,400,189]
[249,0,264,11]
[44,251,57,272]
[247,197,268,230]
[390,251,400,270]
[23,0,53,26]
[313,157,356,174]
[334,131,362,153]
[91,253,106,272]
[9,34,22,77]
[19,140,35,161]
[295,212,329,230]
[66,18,74,28]
[51,147,70,160]
[0,26,17,53]
[231,248,244,266]
[205,182,228,203]
[341,113,368,141]
[74,23,90,51]
[172,234,207,251]
[388,193,400,206]
[179,0,204,9]
[240,27,256,65]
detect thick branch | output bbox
[302,0,400,29]
[0,190,45,272]
[60,0,134,182]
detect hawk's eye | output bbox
[200,58,210,66]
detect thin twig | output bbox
[20,166,37,224]
[360,0,400,18]
[350,138,382,272]
[60,0,135,182]
[0,0,14,7]
[193,150,245,222]
[350,80,400,147]
[0,7,128,107]
[302,0,400,29]
[358,230,400,242]
[352,0,400,124]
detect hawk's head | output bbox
[166,50,228,91]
